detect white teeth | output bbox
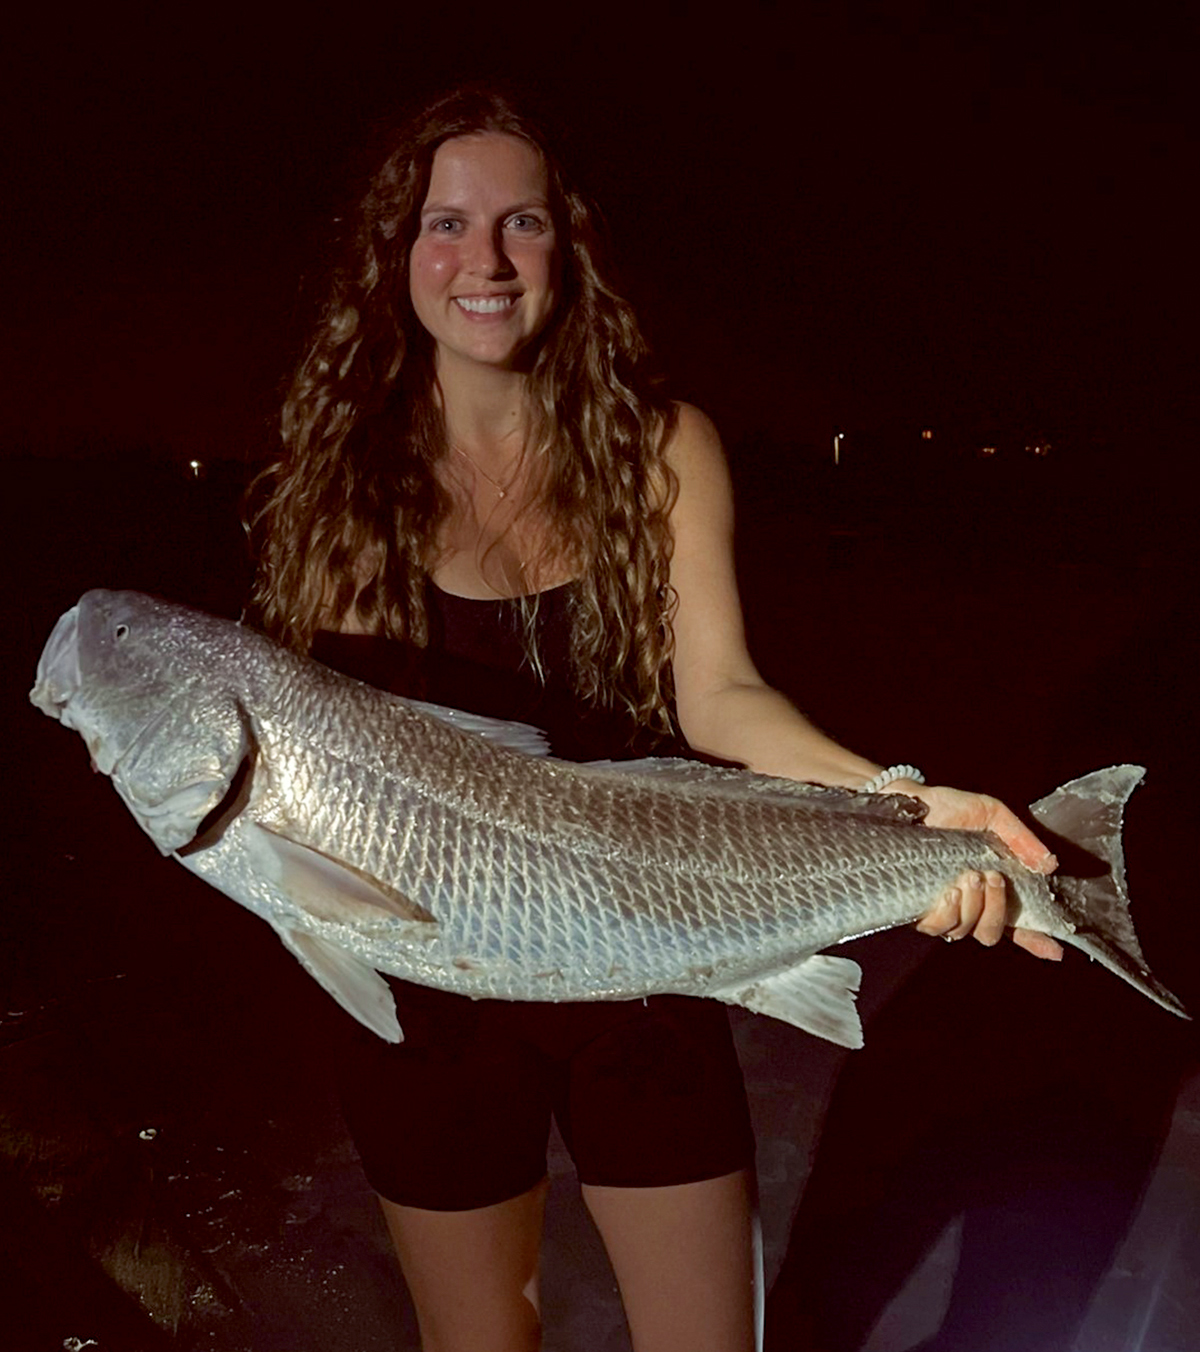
[456,296,515,314]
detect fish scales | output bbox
[30,590,1188,1048]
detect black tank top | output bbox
[311,581,680,762]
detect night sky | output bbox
[5,3,1196,468]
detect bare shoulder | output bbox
[664,402,734,508]
[665,402,724,467]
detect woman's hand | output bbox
[888,781,1064,960]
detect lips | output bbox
[454,295,518,314]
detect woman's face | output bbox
[409,133,561,375]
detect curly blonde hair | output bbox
[249,86,678,732]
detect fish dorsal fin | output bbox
[244,821,439,928]
[405,700,550,757]
[710,955,866,1048]
[583,758,928,821]
[583,757,743,781]
[277,928,402,1043]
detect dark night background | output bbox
[5,2,1196,464]
[3,3,1198,1348]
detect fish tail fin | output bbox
[1030,765,1187,1019]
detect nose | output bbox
[465,225,515,279]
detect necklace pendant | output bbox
[452,444,517,499]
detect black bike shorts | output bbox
[336,979,755,1211]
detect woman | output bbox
[250,87,1060,1352]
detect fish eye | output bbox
[114,624,129,641]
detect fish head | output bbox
[31,590,255,854]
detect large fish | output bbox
[31,590,1186,1047]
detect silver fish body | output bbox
[31,590,1187,1047]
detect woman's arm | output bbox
[664,403,1061,959]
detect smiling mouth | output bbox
[455,296,517,314]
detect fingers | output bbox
[1012,928,1065,961]
[908,786,1058,876]
[982,800,1058,875]
[949,870,991,940]
[971,871,1008,945]
[915,884,961,938]
[915,873,1067,963]
[917,871,1007,944]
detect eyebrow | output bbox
[419,198,551,217]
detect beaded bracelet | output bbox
[860,764,926,794]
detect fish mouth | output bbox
[30,604,81,720]
[29,605,116,772]
[30,599,186,777]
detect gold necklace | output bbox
[452,445,520,499]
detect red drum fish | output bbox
[31,591,1187,1046]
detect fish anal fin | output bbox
[278,928,402,1042]
[246,821,437,928]
[711,955,865,1049]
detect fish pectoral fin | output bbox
[246,821,438,929]
[277,928,402,1043]
[711,955,865,1049]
